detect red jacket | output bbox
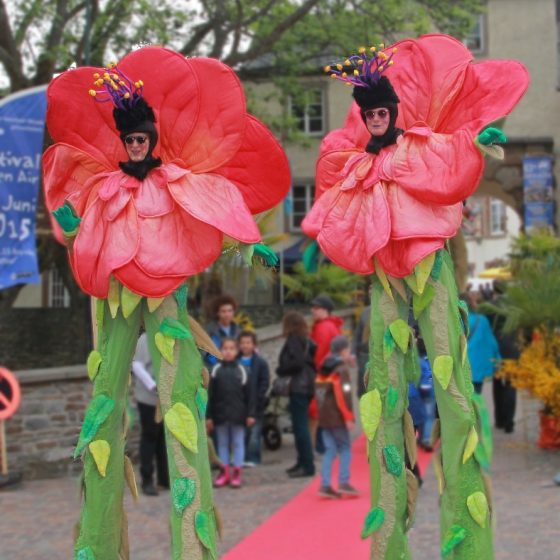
[311,315,344,370]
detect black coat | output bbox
[207,360,257,425]
[276,335,316,396]
[240,353,270,418]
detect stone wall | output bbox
[5,310,354,479]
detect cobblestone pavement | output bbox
[2,390,560,560]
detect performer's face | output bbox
[124,132,150,161]
[364,107,390,136]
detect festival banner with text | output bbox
[0,86,47,290]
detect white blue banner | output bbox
[522,155,555,231]
[0,86,47,290]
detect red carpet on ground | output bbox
[223,436,432,560]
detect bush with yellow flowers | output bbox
[498,335,560,417]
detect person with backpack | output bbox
[315,335,358,498]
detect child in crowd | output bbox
[315,335,358,499]
[207,337,256,488]
[238,331,270,466]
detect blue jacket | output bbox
[467,312,501,383]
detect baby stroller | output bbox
[262,381,292,451]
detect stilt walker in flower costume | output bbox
[42,47,290,560]
[302,34,528,559]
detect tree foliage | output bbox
[0,0,484,94]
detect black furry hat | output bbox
[352,76,400,110]
[113,96,157,138]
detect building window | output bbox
[48,267,70,308]
[290,183,315,230]
[490,199,506,235]
[464,14,485,54]
[289,89,325,136]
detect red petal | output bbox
[168,172,260,243]
[133,168,175,217]
[315,149,361,199]
[42,144,109,243]
[114,261,187,298]
[73,199,139,297]
[176,57,246,172]
[213,116,291,213]
[376,239,444,278]
[46,70,127,168]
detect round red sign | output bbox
[0,367,21,421]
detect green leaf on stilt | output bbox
[172,477,196,515]
[458,299,469,335]
[359,389,382,441]
[86,350,102,381]
[461,335,468,366]
[165,403,198,453]
[121,286,142,318]
[431,250,443,280]
[383,445,403,476]
[433,355,453,390]
[174,282,188,311]
[375,263,394,302]
[74,395,115,458]
[467,491,488,528]
[240,243,255,266]
[155,332,175,364]
[412,284,435,319]
[404,272,420,294]
[387,275,408,302]
[389,319,410,353]
[147,297,164,313]
[195,387,208,419]
[441,525,467,557]
[75,546,95,560]
[414,252,435,294]
[474,439,491,471]
[386,385,399,414]
[462,427,479,464]
[195,510,217,559]
[95,298,104,330]
[160,317,192,339]
[89,440,110,477]
[107,277,120,318]
[360,507,385,538]
[383,328,395,362]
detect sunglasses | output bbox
[124,135,148,145]
[364,108,390,120]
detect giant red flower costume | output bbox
[42,47,290,560]
[302,35,528,560]
[44,47,290,298]
[302,34,528,277]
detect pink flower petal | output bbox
[133,167,175,218]
[386,184,463,240]
[304,185,391,275]
[168,172,260,243]
[73,198,139,298]
[133,209,223,279]
[390,129,484,205]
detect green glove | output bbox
[253,243,279,267]
[477,127,506,146]
[302,239,319,273]
[53,201,81,236]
